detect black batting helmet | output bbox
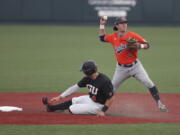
[80,61,97,76]
[113,17,128,31]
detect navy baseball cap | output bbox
[80,61,97,76]
[113,17,128,31]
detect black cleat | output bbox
[42,97,53,112]
[42,96,49,105]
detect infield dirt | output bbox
[0,93,180,124]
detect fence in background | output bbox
[0,0,180,25]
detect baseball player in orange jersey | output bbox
[98,17,168,112]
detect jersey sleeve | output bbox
[131,32,147,44]
[77,77,87,88]
[60,84,80,98]
[104,34,114,43]
[102,80,114,99]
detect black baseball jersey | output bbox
[77,73,113,104]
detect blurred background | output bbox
[0,0,179,93]
[1,0,180,25]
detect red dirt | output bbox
[0,92,180,125]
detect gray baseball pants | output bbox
[112,60,155,92]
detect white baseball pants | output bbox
[69,95,104,115]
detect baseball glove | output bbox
[126,37,140,50]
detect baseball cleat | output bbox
[158,103,168,112]
[42,96,49,105]
[42,97,52,112]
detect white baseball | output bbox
[103,16,108,20]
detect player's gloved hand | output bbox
[126,37,140,50]
[96,111,106,117]
[50,96,61,103]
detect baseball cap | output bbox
[80,61,97,76]
[113,17,128,31]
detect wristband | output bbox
[100,25,105,29]
[102,105,109,112]
[140,44,145,49]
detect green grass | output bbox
[0,124,180,135]
[0,25,180,135]
[0,25,180,93]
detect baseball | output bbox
[103,16,108,20]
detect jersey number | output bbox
[87,84,98,95]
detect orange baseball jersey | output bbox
[104,31,147,65]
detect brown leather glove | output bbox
[126,37,140,50]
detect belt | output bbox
[118,60,137,68]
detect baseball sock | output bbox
[149,86,160,103]
[48,100,72,111]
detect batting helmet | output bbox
[113,17,128,31]
[80,61,97,76]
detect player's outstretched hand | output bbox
[50,96,61,103]
[99,17,107,25]
[96,111,106,117]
